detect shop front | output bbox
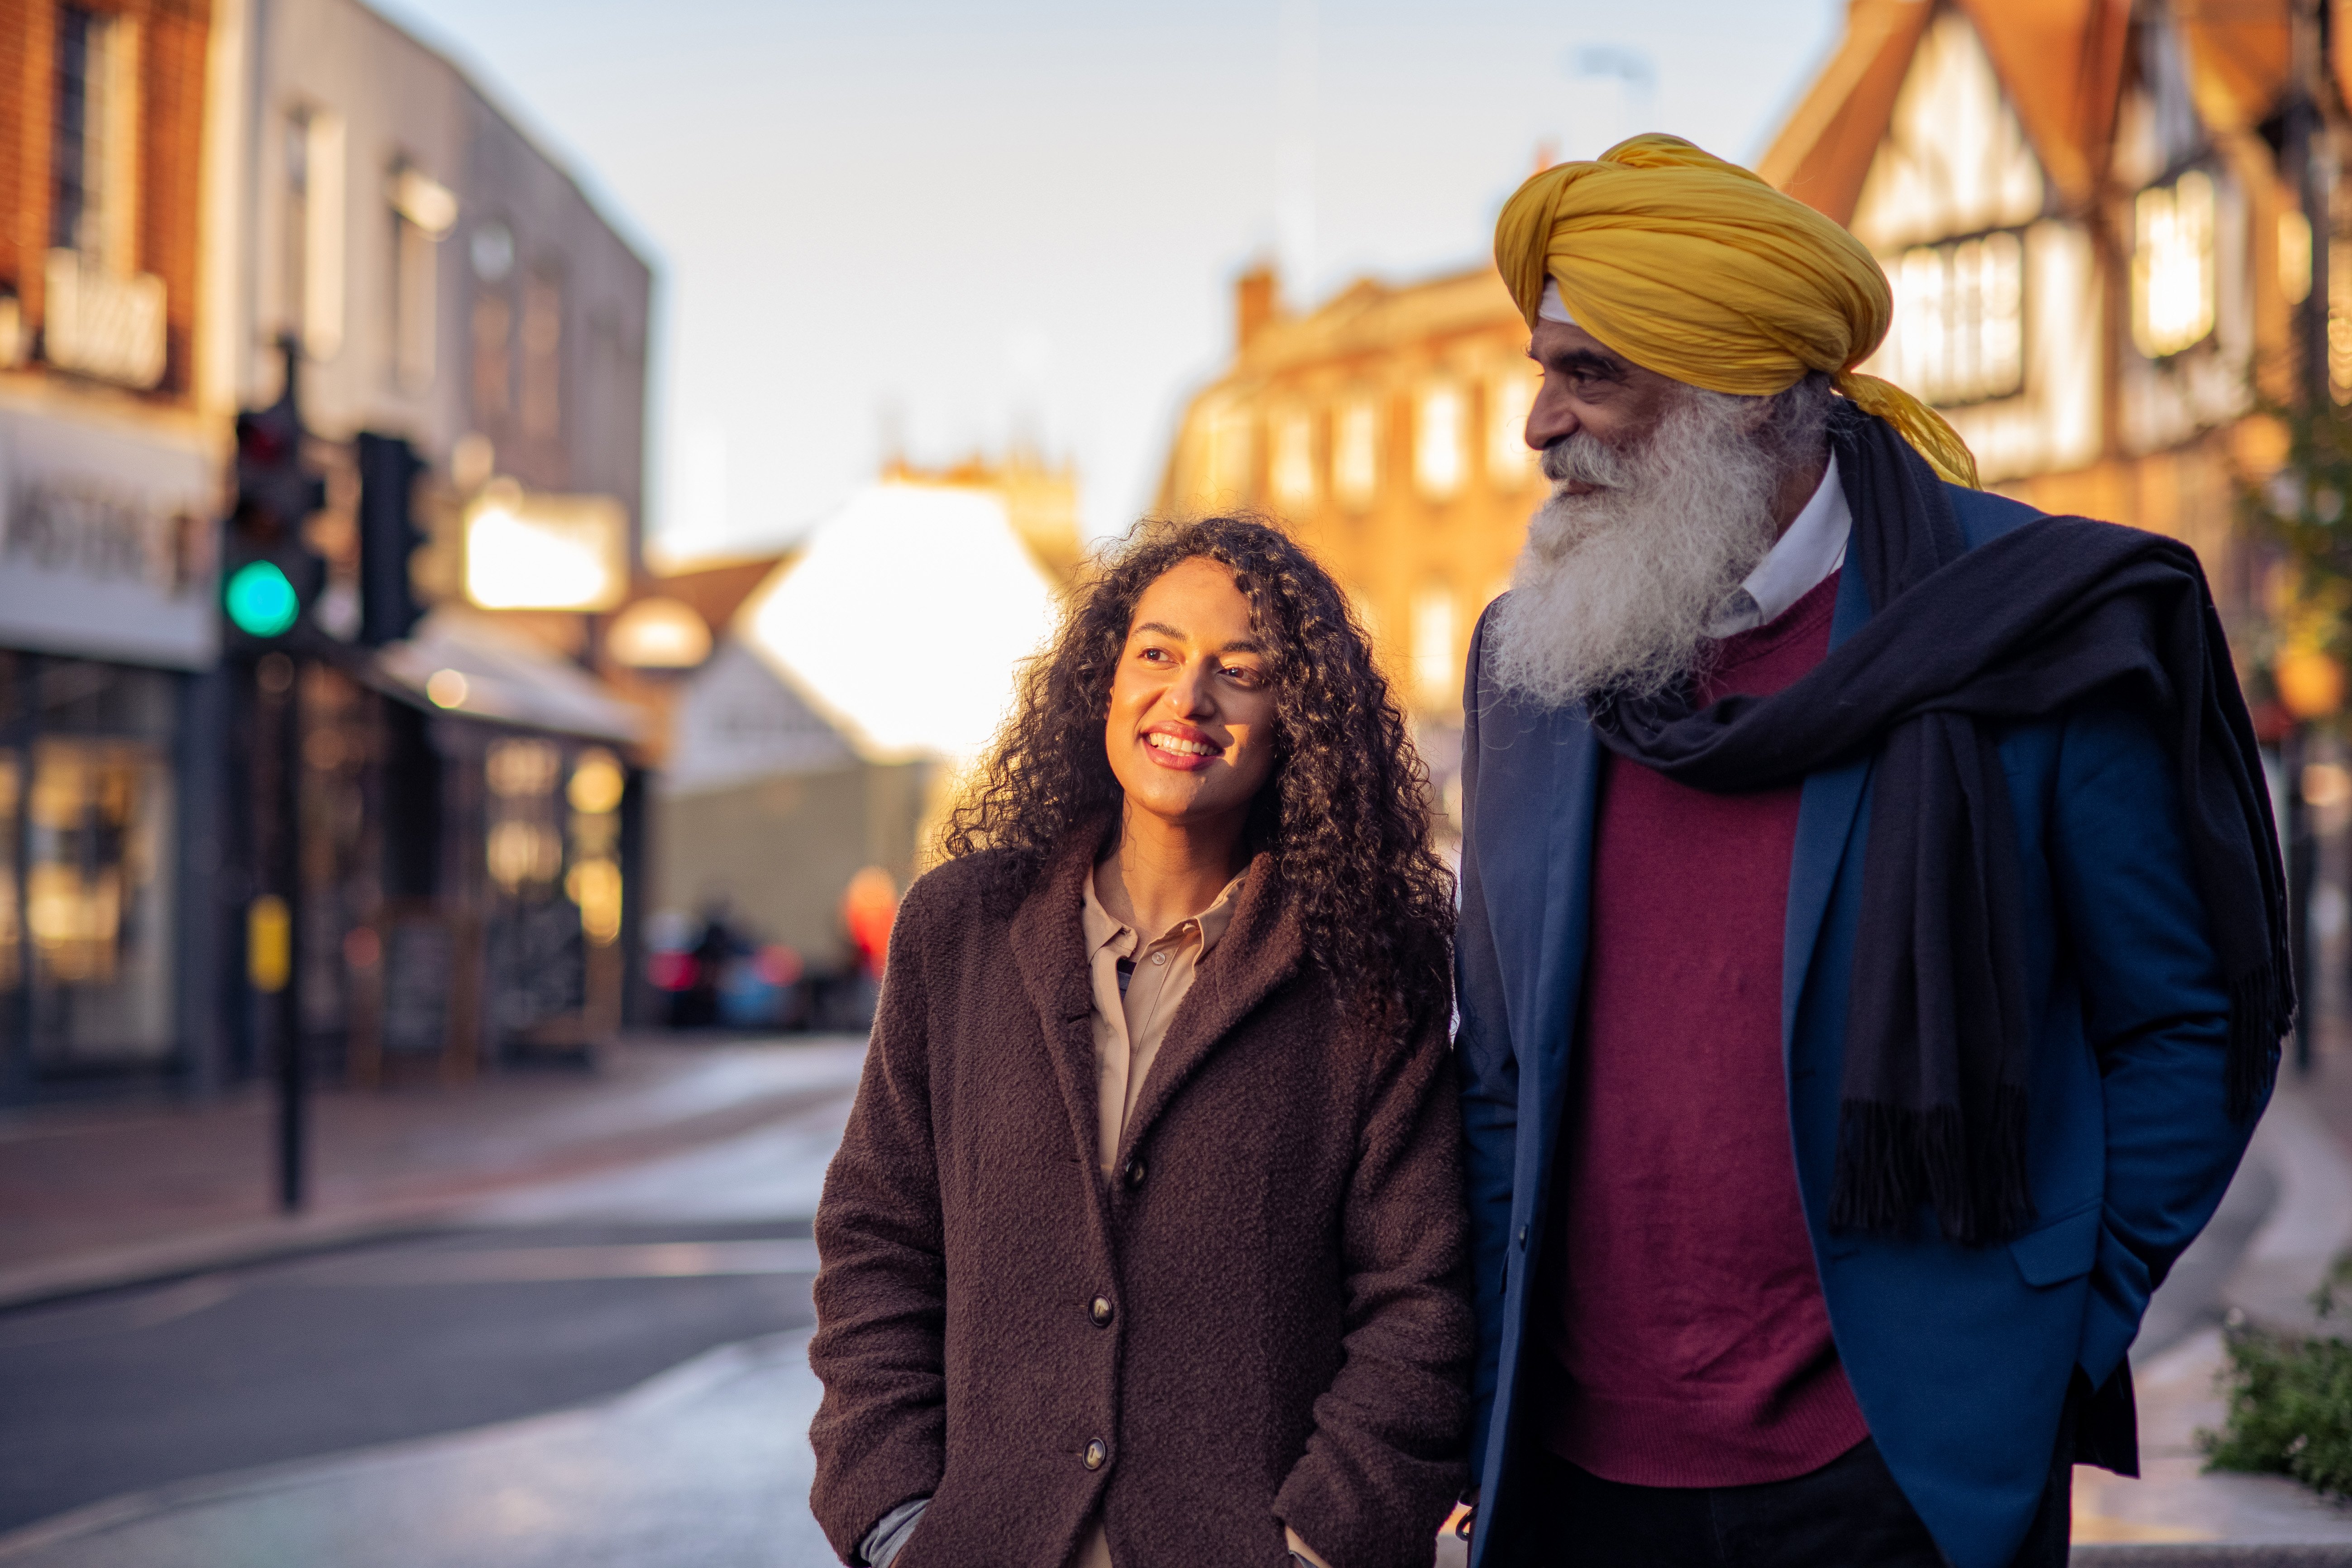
[0,398,222,1099]
[285,607,645,1083]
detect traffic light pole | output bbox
[253,650,306,1211]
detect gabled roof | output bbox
[1959,0,2132,209]
[1756,0,1937,222]
[1759,0,2290,225]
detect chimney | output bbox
[1235,263,1280,354]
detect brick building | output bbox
[0,0,233,1097]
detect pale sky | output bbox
[373,0,1845,562]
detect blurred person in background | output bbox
[809,517,1470,1568]
[843,866,899,978]
[1452,137,2286,1568]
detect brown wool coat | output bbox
[808,837,1472,1568]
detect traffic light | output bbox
[355,432,427,646]
[222,341,328,655]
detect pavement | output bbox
[3,1037,2352,1565]
[0,1035,869,1310]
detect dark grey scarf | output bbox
[1590,402,2288,1244]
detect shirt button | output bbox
[1150,951,1167,966]
[1090,1296,1114,1327]
[1084,1439,1108,1470]
[1123,1156,1146,1188]
[1517,1225,1528,1248]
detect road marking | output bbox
[303,1238,823,1286]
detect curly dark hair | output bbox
[943,515,1455,1040]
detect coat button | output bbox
[1090,1296,1114,1327]
[1084,1439,1107,1470]
[1123,1156,1146,1188]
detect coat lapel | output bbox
[1009,838,1118,1172]
[1116,851,1299,1168]
[1781,559,1877,1052]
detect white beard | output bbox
[1484,389,1786,710]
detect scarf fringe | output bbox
[2228,963,2289,1123]
[1830,1087,2034,1246]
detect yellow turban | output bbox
[1494,134,1978,488]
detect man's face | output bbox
[1523,318,1686,469]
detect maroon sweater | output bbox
[1539,571,1869,1487]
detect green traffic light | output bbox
[225,560,300,638]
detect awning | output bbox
[374,608,648,745]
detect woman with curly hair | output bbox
[809,516,1471,1568]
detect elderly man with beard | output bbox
[1453,136,2289,1568]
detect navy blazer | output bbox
[1454,485,2265,1568]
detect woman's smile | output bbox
[1142,723,1222,770]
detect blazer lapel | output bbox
[1476,693,1601,1097]
[1781,560,1877,1051]
[1115,851,1300,1167]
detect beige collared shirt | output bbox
[1078,863,1243,1180]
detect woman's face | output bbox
[1104,556,1281,832]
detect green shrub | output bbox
[2201,1256,2352,1500]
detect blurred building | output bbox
[0,0,231,1096]
[650,468,1068,966]
[1156,262,1539,811]
[1755,0,2314,629]
[1160,0,2338,805]
[0,0,652,1103]
[200,0,655,1082]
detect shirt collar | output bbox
[1706,452,1849,637]
[1081,862,1246,958]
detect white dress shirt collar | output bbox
[1706,452,1849,637]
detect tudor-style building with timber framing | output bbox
[1158,0,2330,790]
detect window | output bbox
[1415,382,1465,501]
[389,167,456,391]
[1333,396,1379,511]
[2132,169,2217,360]
[1885,229,2024,406]
[1487,368,1537,489]
[283,109,346,359]
[470,221,515,421]
[0,658,184,1066]
[1410,586,1458,708]
[45,6,163,388]
[1204,403,1254,501]
[521,268,563,438]
[1270,409,1315,508]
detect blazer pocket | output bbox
[2008,1199,2100,1287]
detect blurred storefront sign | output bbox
[0,402,218,669]
[40,251,168,391]
[461,485,628,612]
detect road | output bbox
[0,1048,862,1565]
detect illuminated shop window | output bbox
[2132,169,2217,360]
[2330,241,2352,406]
[1887,229,2025,406]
